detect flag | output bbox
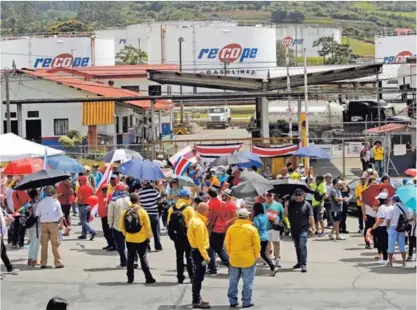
[251,144,298,157]
[174,156,194,176]
[194,143,243,163]
[169,146,193,166]
[90,163,113,221]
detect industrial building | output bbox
[0,65,175,147]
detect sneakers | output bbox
[335,236,346,240]
[406,256,413,262]
[8,268,19,275]
[243,302,255,308]
[378,259,387,265]
[317,232,324,237]
[275,260,281,268]
[293,263,302,269]
[270,267,278,277]
[106,247,116,252]
[78,235,87,240]
[365,244,372,249]
[146,278,156,284]
[133,263,139,269]
[90,232,97,241]
[192,300,211,309]
[328,234,335,240]
[301,265,307,273]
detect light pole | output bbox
[178,37,184,125]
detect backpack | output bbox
[124,207,142,234]
[168,205,187,241]
[313,189,324,202]
[396,204,411,233]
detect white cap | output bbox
[375,191,388,200]
[222,189,232,196]
[237,208,251,218]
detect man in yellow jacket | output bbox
[187,202,211,309]
[167,189,195,284]
[374,141,384,175]
[120,193,156,284]
[225,208,260,308]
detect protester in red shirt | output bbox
[221,189,238,228]
[97,185,115,251]
[56,178,74,228]
[77,176,96,240]
[11,185,30,248]
[207,188,230,275]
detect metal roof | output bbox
[269,64,399,84]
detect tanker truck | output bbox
[248,99,411,143]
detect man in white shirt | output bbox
[35,186,64,269]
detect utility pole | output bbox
[286,47,292,138]
[178,37,184,125]
[5,73,11,133]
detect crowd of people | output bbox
[1,154,416,309]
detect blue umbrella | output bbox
[236,151,263,169]
[47,155,84,173]
[293,145,331,160]
[396,185,416,211]
[119,159,164,181]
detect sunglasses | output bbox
[295,193,303,196]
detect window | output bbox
[208,108,225,113]
[4,112,16,118]
[122,116,128,132]
[54,119,69,136]
[129,115,133,127]
[121,85,140,92]
[148,85,161,96]
[27,111,39,118]
[115,117,120,134]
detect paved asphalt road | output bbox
[1,217,415,310]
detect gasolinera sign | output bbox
[34,53,90,68]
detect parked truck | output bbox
[207,107,231,129]
[248,99,411,143]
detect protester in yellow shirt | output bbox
[187,202,211,309]
[225,208,260,308]
[119,193,155,284]
[374,141,384,176]
[167,190,195,284]
[354,177,367,233]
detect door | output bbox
[25,119,42,142]
[3,120,18,135]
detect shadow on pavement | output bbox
[143,281,179,287]
[70,248,118,256]
[339,257,377,263]
[6,264,45,271]
[158,305,232,310]
[343,247,366,251]
[84,267,124,272]
[97,281,136,286]
[368,265,416,274]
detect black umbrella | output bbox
[230,177,273,198]
[15,169,70,190]
[269,179,314,197]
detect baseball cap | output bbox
[237,208,251,219]
[324,173,332,178]
[375,191,388,200]
[115,183,126,191]
[222,189,232,196]
[178,189,191,198]
[110,174,118,180]
[391,195,401,202]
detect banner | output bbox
[252,144,298,158]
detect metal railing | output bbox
[65,135,408,178]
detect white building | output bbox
[0,66,173,147]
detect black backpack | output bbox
[313,189,324,202]
[396,204,411,233]
[168,205,187,241]
[124,207,142,234]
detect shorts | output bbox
[313,205,324,222]
[331,211,343,222]
[387,226,406,253]
[268,229,281,242]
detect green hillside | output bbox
[1,1,415,56]
[341,36,375,56]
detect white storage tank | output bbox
[276,25,342,57]
[146,24,276,76]
[1,35,115,69]
[375,32,417,63]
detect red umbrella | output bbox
[405,169,417,177]
[361,183,396,207]
[3,158,44,176]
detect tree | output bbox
[287,11,304,23]
[271,9,287,23]
[46,20,89,33]
[117,45,148,65]
[276,41,296,66]
[313,37,358,64]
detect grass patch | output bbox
[295,56,325,66]
[203,10,270,21]
[303,16,336,24]
[351,2,378,10]
[342,36,375,56]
